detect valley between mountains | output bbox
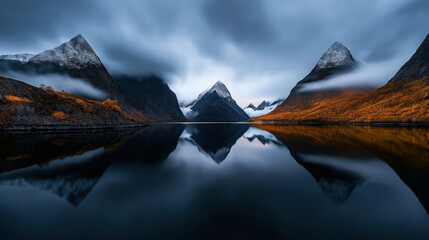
[1,33,429,129]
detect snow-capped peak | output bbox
[208,81,232,99]
[315,42,356,70]
[180,81,235,116]
[28,34,102,69]
[194,81,232,103]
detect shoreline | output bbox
[0,123,147,132]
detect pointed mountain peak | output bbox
[245,103,256,110]
[28,34,102,69]
[256,100,270,110]
[315,42,356,70]
[259,100,268,106]
[68,34,90,47]
[208,81,232,99]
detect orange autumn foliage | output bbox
[5,95,32,103]
[102,99,122,112]
[52,111,69,120]
[252,77,429,123]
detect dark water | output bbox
[0,124,429,240]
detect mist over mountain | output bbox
[244,99,284,118]
[0,35,123,103]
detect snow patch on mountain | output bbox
[180,81,237,118]
[0,34,102,70]
[244,99,284,118]
[28,35,102,69]
[209,81,232,99]
[188,81,232,107]
[0,53,35,62]
[180,106,193,117]
[315,42,356,70]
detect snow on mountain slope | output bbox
[185,81,232,108]
[180,81,236,118]
[180,106,193,117]
[244,99,284,118]
[315,42,356,70]
[28,34,102,69]
[0,53,35,62]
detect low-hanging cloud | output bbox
[300,58,407,91]
[1,71,108,100]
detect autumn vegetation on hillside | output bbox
[251,77,429,123]
[0,76,145,128]
[252,33,429,124]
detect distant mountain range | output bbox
[251,34,429,123]
[243,99,284,117]
[181,81,249,122]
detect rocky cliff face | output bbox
[389,34,429,82]
[115,75,187,122]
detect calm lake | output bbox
[0,124,428,239]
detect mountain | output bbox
[115,75,187,122]
[255,100,269,110]
[245,103,256,110]
[183,81,249,122]
[250,42,363,122]
[0,76,140,129]
[0,34,186,122]
[0,35,125,104]
[244,99,284,118]
[252,34,429,123]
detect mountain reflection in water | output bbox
[0,124,428,239]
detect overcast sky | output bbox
[1,0,428,106]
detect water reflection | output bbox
[0,125,185,206]
[253,124,429,213]
[0,124,429,239]
[180,124,249,163]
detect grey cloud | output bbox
[203,0,275,45]
[0,0,428,105]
